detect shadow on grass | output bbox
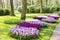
[9,33,40,40]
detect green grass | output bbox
[0,13,60,40]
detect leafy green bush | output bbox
[4,18,25,24]
[4,9,10,15]
[18,5,60,13]
[18,6,35,13]
[28,6,35,13]
[43,6,50,13]
[0,9,10,16]
[42,6,57,13]
[0,9,4,16]
[56,7,60,11]
[18,6,22,13]
[34,7,40,13]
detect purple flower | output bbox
[18,22,41,29]
[10,26,39,36]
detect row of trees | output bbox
[0,0,59,20]
[21,0,59,20]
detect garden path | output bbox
[50,23,60,40]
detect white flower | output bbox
[25,19,48,26]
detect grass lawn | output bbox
[0,14,60,40]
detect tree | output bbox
[10,0,15,16]
[6,0,10,8]
[21,0,27,20]
[46,0,48,5]
[0,0,4,8]
[40,0,43,13]
[55,0,58,7]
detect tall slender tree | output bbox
[46,0,48,5]
[21,0,27,20]
[10,0,15,16]
[55,0,58,7]
[40,0,43,13]
[6,0,10,8]
[48,0,50,5]
[0,0,4,8]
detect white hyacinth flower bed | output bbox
[25,19,48,27]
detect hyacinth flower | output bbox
[18,22,41,29]
[48,14,60,19]
[25,19,48,27]
[33,16,48,20]
[25,19,40,22]
[41,17,56,22]
[10,25,39,36]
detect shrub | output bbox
[4,9,10,15]
[42,6,57,13]
[51,7,57,13]
[56,7,60,11]
[18,6,35,13]
[43,6,51,13]
[4,18,25,24]
[18,5,59,13]
[34,7,40,13]
[18,6,22,13]
[0,9,10,16]
[28,6,35,13]
[0,9,4,16]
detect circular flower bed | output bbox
[10,25,39,36]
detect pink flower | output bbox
[48,14,60,19]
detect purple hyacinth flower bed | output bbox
[10,25,39,36]
[18,22,41,29]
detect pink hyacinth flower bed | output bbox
[33,16,48,20]
[18,22,41,29]
[10,25,39,36]
[41,17,56,22]
[48,14,60,19]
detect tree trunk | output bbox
[0,0,4,8]
[48,0,50,5]
[40,0,43,13]
[10,0,15,16]
[21,0,27,20]
[46,0,48,5]
[55,0,58,7]
[6,0,9,8]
